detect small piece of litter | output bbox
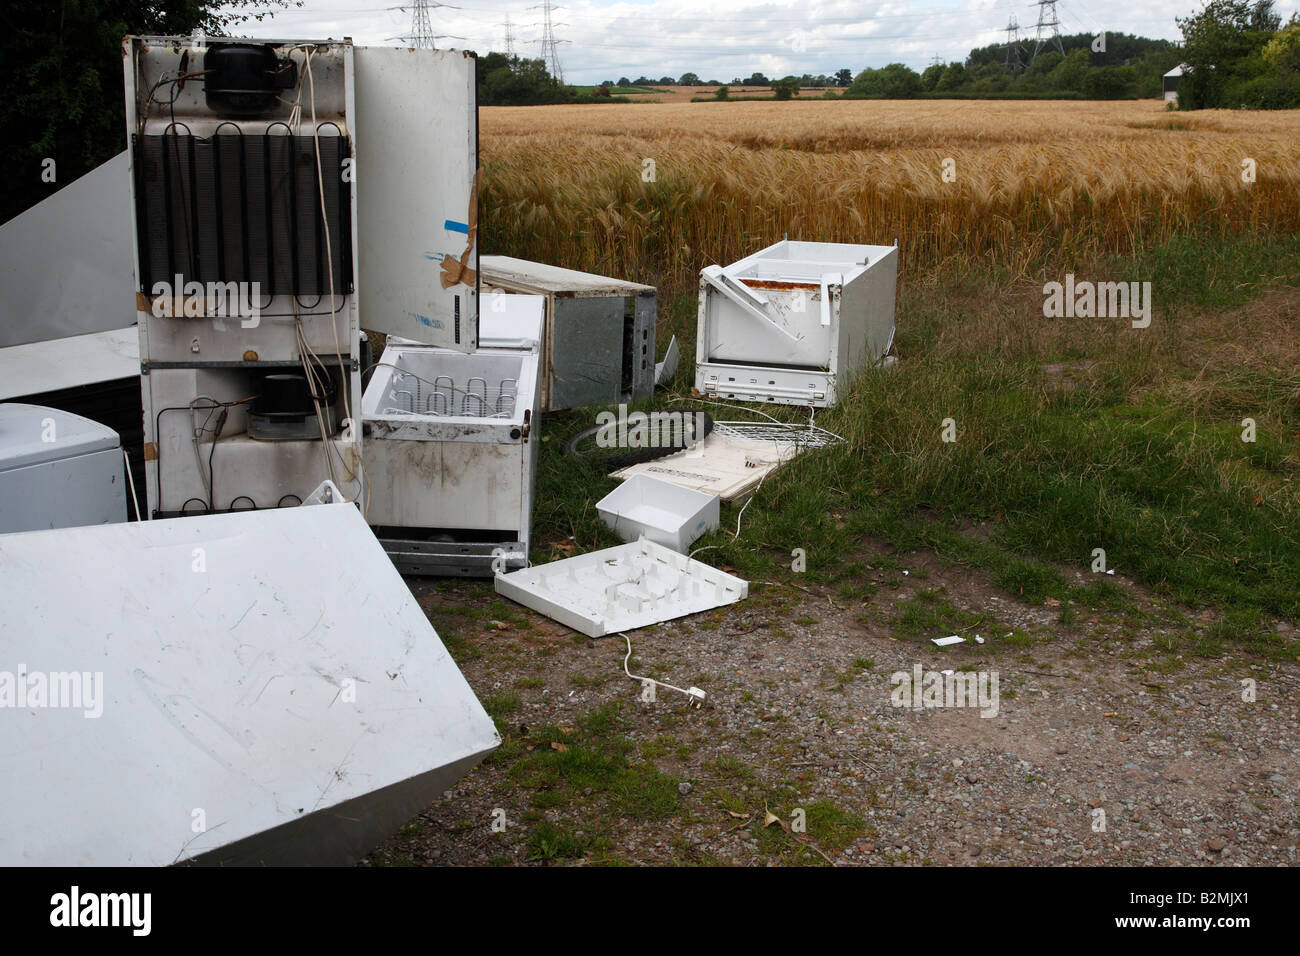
[1106,569,1115,575]
[932,635,965,647]
[975,636,985,644]
[941,669,955,676]
[902,570,909,576]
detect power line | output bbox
[1004,15,1025,71]
[529,1,565,82]
[1030,0,1066,63]
[389,2,462,48]
[503,12,516,56]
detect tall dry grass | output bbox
[479,99,1300,292]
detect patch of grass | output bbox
[507,702,680,819]
[526,821,588,863]
[521,229,1300,661]
[803,799,867,851]
[480,692,520,735]
[707,754,755,781]
[891,589,989,642]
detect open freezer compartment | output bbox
[362,297,543,576]
[695,239,897,408]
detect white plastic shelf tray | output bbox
[494,538,747,638]
[596,474,719,553]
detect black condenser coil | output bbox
[133,130,352,297]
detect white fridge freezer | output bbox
[695,240,897,408]
[362,296,544,576]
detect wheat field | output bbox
[479,99,1300,291]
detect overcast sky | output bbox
[238,0,1300,84]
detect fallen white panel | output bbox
[933,635,966,647]
[655,334,679,386]
[0,502,499,866]
[611,421,844,502]
[0,328,139,402]
[597,474,719,553]
[0,152,135,348]
[494,538,747,638]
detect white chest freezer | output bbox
[695,240,897,407]
[361,295,545,576]
[0,404,126,533]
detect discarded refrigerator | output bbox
[480,256,656,411]
[0,404,128,533]
[362,295,544,576]
[124,37,479,517]
[695,240,897,408]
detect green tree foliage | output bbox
[770,76,800,99]
[475,52,570,106]
[847,63,922,98]
[1177,0,1299,108]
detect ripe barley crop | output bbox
[479,99,1300,293]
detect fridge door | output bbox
[353,47,479,352]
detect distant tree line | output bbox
[844,33,1182,100]
[604,69,855,88]
[587,1,1298,109]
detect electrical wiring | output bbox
[155,398,253,515]
[296,315,341,488]
[305,51,352,428]
[287,44,364,505]
[123,450,142,522]
[620,633,705,705]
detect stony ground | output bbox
[363,540,1299,866]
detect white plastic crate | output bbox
[596,474,719,553]
[695,239,897,407]
[494,538,748,638]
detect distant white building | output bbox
[1163,64,1190,102]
